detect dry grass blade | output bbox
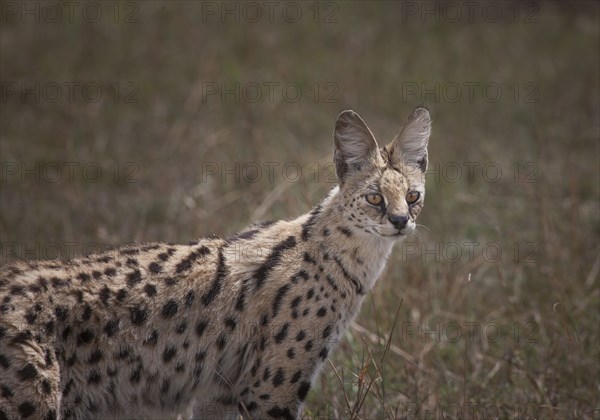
[350,322,464,384]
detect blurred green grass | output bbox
[1,1,599,418]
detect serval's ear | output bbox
[387,107,431,173]
[333,110,379,185]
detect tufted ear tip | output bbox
[335,110,365,129]
[409,107,431,123]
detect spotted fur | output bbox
[0,108,431,419]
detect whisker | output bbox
[415,223,431,233]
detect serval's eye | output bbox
[406,191,420,204]
[366,193,383,206]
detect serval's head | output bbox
[333,107,431,240]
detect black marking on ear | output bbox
[417,157,427,172]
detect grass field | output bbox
[1,1,599,418]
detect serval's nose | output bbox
[388,214,409,230]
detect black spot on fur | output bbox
[9,285,24,295]
[325,274,339,291]
[323,325,333,338]
[163,347,177,363]
[272,284,290,317]
[260,336,267,351]
[196,321,207,337]
[160,378,170,393]
[99,286,111,305]
[274,323,289,344]
[224,318,236,330]
[290,370,301,384]
[62,327,72,340]
[254,236,297,290]
[298,381,311,401]
[287,348,295,359]
[162,300,178,318]
[263,367,271,380]
[303,252,317,264]
[296,330,306,341]
[337,226,353,237]
[216,334,227,350]
[77,329,94,345]
[120,248,139,255]
[333,255,364,294]
[81,304,92,321]
[290,270,309,284]
[148,262,162,273]
[317,307,327,317]
[104,267,116,277]
[267,406,293,420]
[291,296,302,308]
[1,384,14,397]
[116,288,127,302]
[273,368,285,387]
[16,364,38,382]
[0,354,11,368]
[41,378,52,395]
[235,278,251,311]
[144,284,157,297]
[77,272,90,282]
[24,310,37,324]
[88,349,103,364]
[202,248,228,306]
[176,321,188,334]
[126,269,142,287]
[87,370,101,384]
[130,366,142,383]
[226,228,260,243]
[305,340,313,351]
[17,402,36,418]
[176,245,211,273]
[302,203,323,241]
[185,290,195,306]
[319,347,329,360]
[130,306,148,326]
